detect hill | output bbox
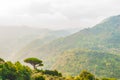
[38,15,120,53]
[52,49,120,78]
[0,26,75,60]
[15,15,120,78]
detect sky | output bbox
[0,0,120,30]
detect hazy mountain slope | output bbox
[15,15,120,78]
[49,15,120,78]
[0,26,50,59]
[36,15,120,54]
[0,26,75,60]
[13,28,79,61]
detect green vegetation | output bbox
[74,70,95,80]
[20,46,120,79]
[24,58,43,69]
[0,58,4,64]
[43,70,62,77]
[32,73,45,80]
[52,49,120,78]
[15,15,120,78]
[0,57,118,80]
[1,61,31,80]
[1,15,120,79]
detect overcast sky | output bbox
[0,0,120,30]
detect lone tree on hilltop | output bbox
[24,57,43,69]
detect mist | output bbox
[0,0,120,30]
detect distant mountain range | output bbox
[1,15,120,78]
[15,15,120,78]
[0,26,78,60]
[36,15,120,53]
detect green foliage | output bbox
[0,58,4,76]
[15,15,120,79]
[34,76,45,80]
[1,61,17,80]
[75,70,95,80]
[44,70,62,77]
[1,61,31,80]
[24,57,43,69]
[32,73,45,80]
[0,58,119,80]
[0,58,4,64]
[101,78,117,80]
[15,61,32,80]
[66,75,74,80]
[52,49,120,78]
[0,77,2,80]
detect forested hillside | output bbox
[16,15,120,78]
[52,49,120,78]
[1,15,120,79]
[0,58,118,80]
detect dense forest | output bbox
[52,49,120,78]
[0,58,117,80]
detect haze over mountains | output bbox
[0,27,79,60]
[13,15,120,78]
[0,15,120,78]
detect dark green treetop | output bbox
[24,57,43,69]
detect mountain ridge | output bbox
[4,15,120,78]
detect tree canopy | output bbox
[75,70,95,80]
[0,58,5,64]
[24,57,43,69]
[0,58,118,80]
[1,61,31,80]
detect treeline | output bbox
[0,58,118,80]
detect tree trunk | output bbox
[33,64,36,69]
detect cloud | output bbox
[28,2,52,15]
[0,0,120,29]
